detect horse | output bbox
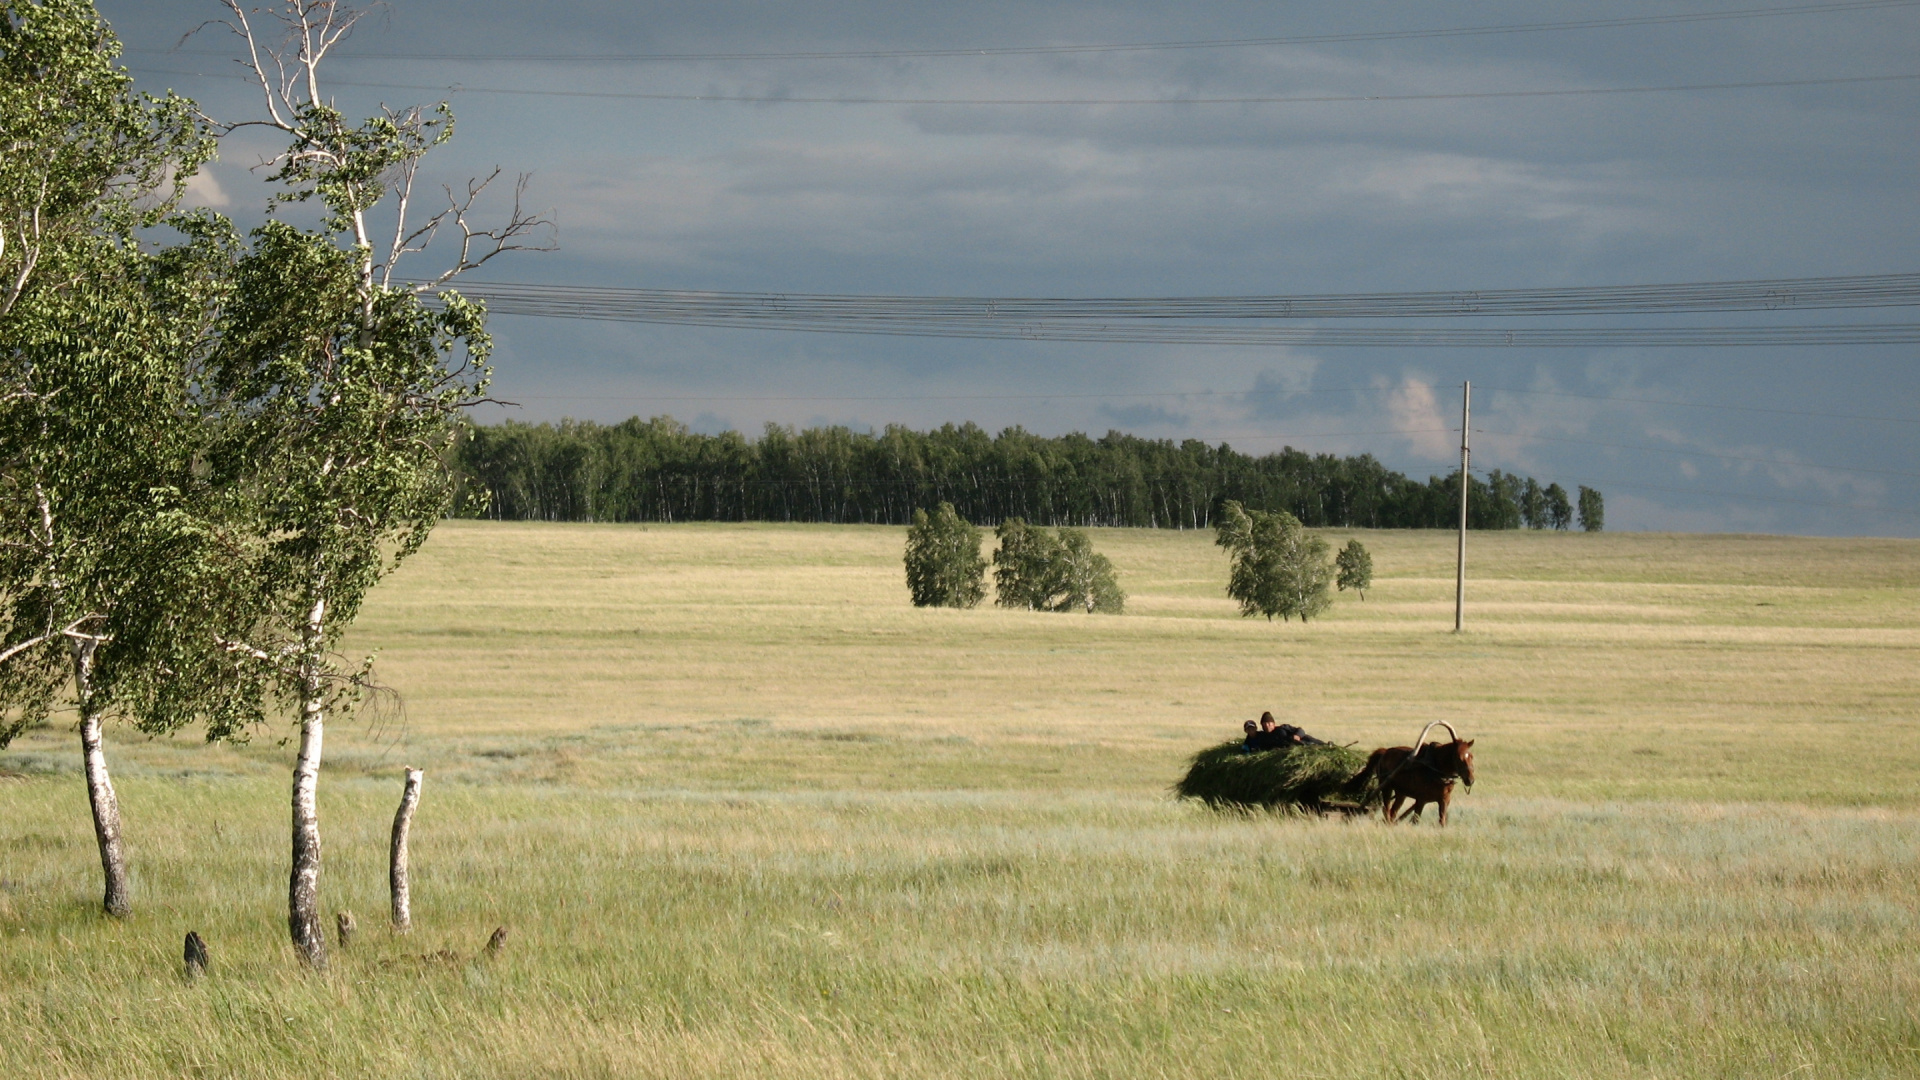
[1345,738,1475,825]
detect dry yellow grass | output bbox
[2,522,1917,1079]
[300,522,1920,805]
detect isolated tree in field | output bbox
[992,517,1060,610]
[1214,500,1333,622]
[1335,539,1373,600]
[1578,486,1605,532]
[905,502,985,608]
[0,0,220,916]
[1544,483,1573,530]
[1054,529,1124,614]
[202,0,548,969]
[992,519,1121,613]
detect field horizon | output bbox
[4,522,1917,1078]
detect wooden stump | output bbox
[390,768,423,934]
[183,931,208,979]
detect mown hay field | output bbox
[3,522,1918,1079]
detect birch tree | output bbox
[1334,539,1372,600]
[1214,501,1333,622]
[201,0,548,968]
[905,502,985,608]
[0,0,219,917]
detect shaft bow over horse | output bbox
[1346,721,1475,825]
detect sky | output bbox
[99,0,1920,534]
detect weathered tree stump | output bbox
[183,931,208,979]
[390,768,423,933]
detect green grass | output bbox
[3,522,1919,1078]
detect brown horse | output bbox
[1346,739,1475,825]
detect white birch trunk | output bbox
[288,596,328,969]
[72,639,130,918]
[389,767,422,933]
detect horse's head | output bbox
[1454,738,1475,789]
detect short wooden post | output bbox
[183,931,208,979]
[390,768,423,933]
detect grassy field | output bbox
[3,522,1918,1078]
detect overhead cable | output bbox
[126,66,1920,106]
[496,384,1911,425]
[432,274,1920,347]
[445,272,1920,318]
[137,1,1920,63]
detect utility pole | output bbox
[1454,380,1470,633]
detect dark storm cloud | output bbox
[102,0,1920,533]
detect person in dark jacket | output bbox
[1250,711,1325,749]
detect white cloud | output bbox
[180,169,230,209]
[1381,376,1456,459]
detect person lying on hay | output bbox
[1241,711,1325,752]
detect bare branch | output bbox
[414,171,557,290]
[0,615,107,667]
[0,632,55,666]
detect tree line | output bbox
[454,416,1604,531]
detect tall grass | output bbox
[2,523,1918,1078]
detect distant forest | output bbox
[451,417,1592,530]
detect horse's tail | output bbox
[1344,748,1387,795]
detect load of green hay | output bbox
[1174,740,1374,811]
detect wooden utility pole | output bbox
[1454,381,1470,633]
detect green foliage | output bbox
[451,418,1584,531]
[0,0,227,744]
[1054,528,1124,614]
[1480,470,1525,530]
[0,0,214,316]
[194,220,492,724]
[1545,483,1573,530]
[992,519,1124,614]
[904,503,985,608]
[1578,485,1605,532]
[1522,477,1546,529]
[990,518,1055,610]
[1174,740,1373,809]
[1334,539,1373,599]
[1214,501,1334,622]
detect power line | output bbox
[1476,428,1920,479]
[450,272,1920,319]
[138,1,1920,63]
[499,385,1917,427]
[436,273,1920,346]
[1476,386,1920,425]
[126,65,1920,106]
[509,386,1380,404]
[482,312,1920,347]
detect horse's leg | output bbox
[1383,791,1404,823]
[1437,785,1452,826]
